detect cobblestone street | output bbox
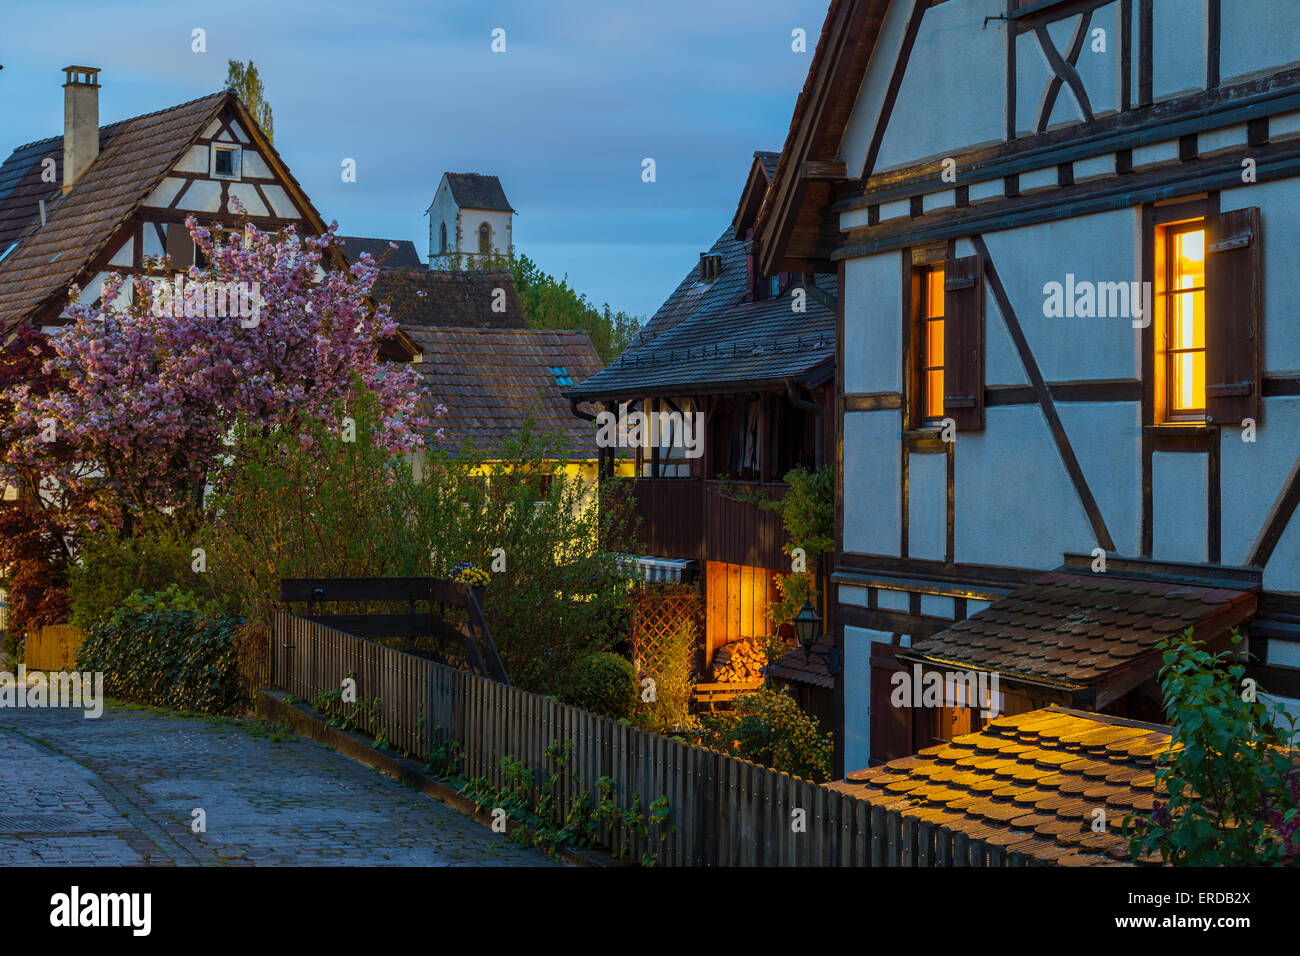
[0,703,558,867]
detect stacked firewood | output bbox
[710,638,766,683]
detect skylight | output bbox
[550,366,573,387]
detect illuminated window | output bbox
[920,265,945,422]
[1161,222,1206,420]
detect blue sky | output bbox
[0,0,828,319]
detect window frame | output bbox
[1152,213,1209,426]
[912,261,947,428]
[209,143,242,181]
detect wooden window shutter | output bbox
[943,254,985,430]
[869,642,913,763]
[1205,207,1262,425]
[165,222,194,269]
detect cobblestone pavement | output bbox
[0,703,559,867]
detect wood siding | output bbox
[631,479,789,570]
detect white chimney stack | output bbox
[62,65,101,195]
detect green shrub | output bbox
[206,388,635,695]
[75,585,248,714]
[559,652,637,720]
[703,686,833,782]
[69,520,230,634]
[1126,628,1299,865]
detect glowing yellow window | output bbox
[921,265,945,421]
[1164,224,1206,418]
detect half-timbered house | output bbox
[568,151,837,691]
[756,0,1300,773]
[0,69,347,333]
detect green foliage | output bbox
[75,586,247,714]
[1126,628,1299,866]
[511,253,642,363]
[206,386,636,697]
[637,615,698,734]
[703,686,833,783]
[454,739,673,862]
[559,652,637,721]
[768,465,834,561]
[448,251,641,363]
[68,518,230,634]
[225,60,273,142]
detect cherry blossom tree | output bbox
[1,217,429,533]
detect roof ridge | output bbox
[5,89,228,154]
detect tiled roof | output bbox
[444,172,513,212]
[567,222,835,400]
[338,236,422,269]
[0,92,229,327]
[904,570,1257,707]
[374,268,526,329]
[767,638,834,689]
[408,326,604,458]
[828,708,1170,866]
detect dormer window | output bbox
[211,144,241,180]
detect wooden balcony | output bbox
[629,479,789,570]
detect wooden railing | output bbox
[631,479,788,569]
[271,611,891,866]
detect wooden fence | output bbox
[270,611,1026,866]
[25,624,83,671]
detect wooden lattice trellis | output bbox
[630,586,703,676]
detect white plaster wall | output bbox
[1221,180,1300,375]
[844,253,901,392]
[843,625,890,772]
[1221,397,1300,579]
[981,208,1140,382]
[176,179,221,214]
[1152,0,1207,101]
[466,209,513,258]
[908,451,947,560]
[1152,451,1209,562]
[837,0,913,177]
[843,411,901,556]
[1221,0,1300,82]
[874,0,1008,170]
[876,587,910,612]
[1015,27,1056,136]
[954,404,1097,568]
[427,180,459,265]
[1056,401,1143,556]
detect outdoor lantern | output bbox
[793,599,822,651]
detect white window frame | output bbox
[210,143,243,181]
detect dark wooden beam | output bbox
[801,160,848,181]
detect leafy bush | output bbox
[68,519,229,634]
[559,652,637,721]
[703,686,833,782]
[207,388,635,696]
[1126,628,1299,865]
[75,586,248,714]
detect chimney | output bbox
[62,66,101,194]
